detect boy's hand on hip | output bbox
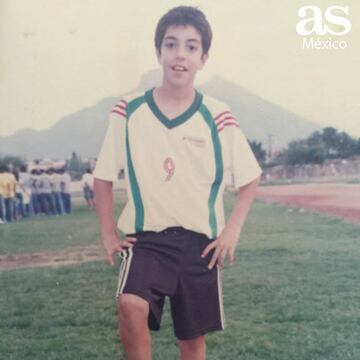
[201,226,240,270]
[101,233,136,266]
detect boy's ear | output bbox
[156,48,162,64]
[200,53,209,69]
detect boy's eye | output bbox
[188,45,198,51]
[164,42,175,48]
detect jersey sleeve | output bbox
[217,110,262,189]
[93,100,127,182]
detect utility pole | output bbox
[267,133,273,162]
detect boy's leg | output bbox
[169,231,225,353]
[178,336,206,360]
[118,293,152,360]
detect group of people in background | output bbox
[0,165,72,224]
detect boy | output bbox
[94,6,262,360]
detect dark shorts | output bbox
[116,227,226,340]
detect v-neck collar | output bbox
[145,88,203,129]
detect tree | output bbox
[0,155,26,169]
[277,127,360,166]
[307,130,322,147]
[277,140,326,165]
[248,140,266,165]
[294,141,323,164]
[336,132,357,158]
[321,127,339,157]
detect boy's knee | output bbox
[117,293,149,322]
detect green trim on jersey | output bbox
[145,88,203,129]
[198,104,224,239]
[126,95,146,232]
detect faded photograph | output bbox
[0,1,359,359]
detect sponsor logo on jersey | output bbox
[183,136,207,148]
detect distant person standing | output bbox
[50,168,65,215]
[18,165,33,217]
[30,169,42,215]
[81,168,95,209]
[0,166,8,223]
[38,169,55,215]
[60,168,72,214]
[37,169,49,215]
[45,168,57,215]
[1,166,17,222]
[13,169,24,219]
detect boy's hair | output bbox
[155,6,212,55]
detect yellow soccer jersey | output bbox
[94,89,262,239]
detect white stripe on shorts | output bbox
[115,250,128,298]
[115,248,134,299]
[217,267,226,329]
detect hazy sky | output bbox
[0,0,359,138]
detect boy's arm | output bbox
[94,178,136,266]
[201,176,260,270]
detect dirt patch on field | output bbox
[256,183,360,223]
[0,244,106,271]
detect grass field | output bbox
[1,192,360,359]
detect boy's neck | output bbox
[153,84,197,120]
[156,83,195,103]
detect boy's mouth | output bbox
[172,65,187,72]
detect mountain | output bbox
[199,76,321,150]
[0,71,321,160]
[0,97,117,160]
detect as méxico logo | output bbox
[296,6,351,49]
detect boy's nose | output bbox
[175,46,186,59]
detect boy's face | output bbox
[156,25,208,90]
